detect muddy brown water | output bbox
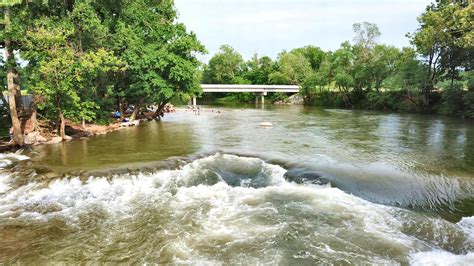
[1,105,473,264]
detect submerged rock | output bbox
[284,168,328,185]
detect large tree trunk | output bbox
[21,94,42,135]
[59,111,66,140]
[5,8,24,146]
[21,108,37,135]
[129,97,144,121]
[129,106,139,122]
[6,53,23,145]
[7,71,23,145]
[154,100,169,120]
[13,71,24,113]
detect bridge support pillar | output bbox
[254,92,267,106]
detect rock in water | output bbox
[283,169,328,185]
[287,93,304,105]
[120,120,140,127]
[259,122,273,127]
[24,132,47,145]
[47,137,63,144]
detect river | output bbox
[0,105,473,264]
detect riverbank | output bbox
[304,90,474,119]
[0,104,178,152]
[212,90,474,119]
[0,120,141,153]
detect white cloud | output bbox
[175,0,432,62]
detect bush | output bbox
[463,91,474,118]
[269,92,288,102]
[365,91,404,111]
[349,89,367,109]
[439,83,465,116]
[313,91,344,107]
[0,103,11,139]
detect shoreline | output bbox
[0,119,146,153]
[0,104,178,152]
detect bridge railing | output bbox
[201,84,300,93]
[193,84,300,106]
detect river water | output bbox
[0,105,473,264]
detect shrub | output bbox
[463,91,474,118]
[439,83,465,116]
[314,91,344,107]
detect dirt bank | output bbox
[0,120,140,152]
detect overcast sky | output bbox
[174,0,432,62]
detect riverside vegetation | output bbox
[201,2,473,117]
[1,0,205,146]
[1,0,473,147]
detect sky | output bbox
[174,0,433,62]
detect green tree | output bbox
[101,0,205,120]
[371,44,401,92]
[23,7,122,139]
[391,47,426,93]
[409,0,473,106]
[203,45,243,84]
[243,54,275,85]
[351,22,381,91]
[352,22,381,50]
[292,45,325,71]
[269,51,312,85]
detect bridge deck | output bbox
[201,84,300,93]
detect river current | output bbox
[0,105,473,264]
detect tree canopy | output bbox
[1,0,205,144]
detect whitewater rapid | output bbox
[0,153,473,264]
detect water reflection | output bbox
[29,122,197,172]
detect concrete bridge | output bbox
[193,84,300,105]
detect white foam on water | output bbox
[0,173,10,194]
[0,159,12,169]
[410,250,474,265]
[458,216,474,242]
[0,152,30,169]
[0,152,30,161]
[0,153,30,195]
[160,181,406,264]
[0,154,469,264]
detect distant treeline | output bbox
[200,1,473,118]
